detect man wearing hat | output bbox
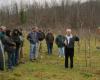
[64,29,79,68]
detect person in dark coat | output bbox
[3,29,16,70]
[56,34,66,57]
[46,29,54,55]
[64,29,79,68]
[12,29,21,66]
[38,28,45,53]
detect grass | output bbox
[0,36,100,80]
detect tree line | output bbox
[0,0,100,30]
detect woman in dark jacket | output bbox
[12,29,21,66]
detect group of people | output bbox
[0,26,79,71]
[0,26,24,70]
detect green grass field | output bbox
[0,37,100,80]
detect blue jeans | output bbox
[8,53,13,69]
[30,44,36,60]
[47,43,53,55]
[35,43,39,58]
[7,49,15,69]
[58,47,65,57]
[15,47,20,65]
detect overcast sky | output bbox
[0,0,87,8]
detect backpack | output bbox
[46,33,54,43]
[38,32,45,41]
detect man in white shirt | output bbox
[64,29,79,69]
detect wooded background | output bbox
[0,0,100,31]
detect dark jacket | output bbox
[65,36,79,48]
[56,35,66,48]
[46,33,54,43]
[12,29,21,48]
[3,35,15,52]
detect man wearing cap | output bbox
[64,29,79,68]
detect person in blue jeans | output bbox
[46,29,54,55]
[27,27,39,61]
[47,43,53,55]
[3,29,16,70]
[7,49,15,70]
[56,34,66,57]
[12,29,21,66]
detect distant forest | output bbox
[0,0,100,30]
